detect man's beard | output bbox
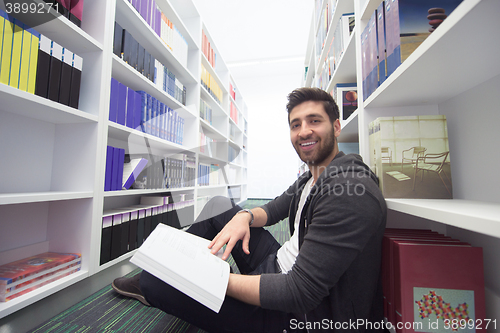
[295,128,336,166]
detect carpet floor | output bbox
[28,199,289,333]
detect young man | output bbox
[113,87,387,332]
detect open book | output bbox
[130,224,230,312]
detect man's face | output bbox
[289,101,341,168]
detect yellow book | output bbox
[19,24,32,92]
[27,29,40,94]
[9,19,24,89]
[0,14,14,85]
[0,12,5,77]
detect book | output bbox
[368,115,452,199]
[0,13,14,86]
[34,34,52,98]
[335,83,357,121]
[130,223,230,312]
[69,53,82,109]
[393,242,485,332]
[47,40,63,102]
[9,18,23,89]
[0,252,81,302]
[122,158,148,189]
[385,0,464,78]
[58,47,73,105]
[376,2,387,86]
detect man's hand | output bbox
[208,211,252,260]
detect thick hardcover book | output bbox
[377,2,386,86]
[129,210,139,251]
[393,242,485,332]
[133,90,142,130]
[100,215,113,265]
[122,29,131,64]
[9,19,24,89]
[130,224,230,312]
[34,34,52,98]
[385,0,463,78]
[0,12,7,83]
[122,158,148,189]
[109,78,119,122]
[0,13,14,86]
[117,148,125,190]
[368,115,452,199]
[137,209,146,247]
[47,41,63,102]
[143,208,152,239]
[104,146,113,191]
[113,22,124,57]
[126,87,135,128]
[18,22,32,92]
[58,48,73,105]
[110,213,122,260]
[120,212,130,256]
[116,82,127,126]
[69,53,82,109]
[0,252,81,302]
[137,44,145,75]
[111,147,120,191]
[27,28,40,94]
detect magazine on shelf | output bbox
[130,224,230,313]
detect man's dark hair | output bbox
[286,87,340,124]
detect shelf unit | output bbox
[0,0,248,319]
[305,0,500,325]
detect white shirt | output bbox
[276,177,314,273]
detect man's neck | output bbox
[308,149,339,183]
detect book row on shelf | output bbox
[123,0,188,67]
[201,63,222,105]
[198,163,221,186]
[317,11,354,91]
[382,228,486,332]
[361,0,463,101]
[114,22,187,105]
[105,147,196,191]
[100,194,195,265]
[0,253,82,302]
[200,98,213,124]
[201,29,217,69]
[0,9,82,108]
[109,78,185,145]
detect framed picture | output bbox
[335,84,358,120]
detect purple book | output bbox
[116,82,127,125]
[116,148,125,191]
[111,147,120,191]
[122,158,148,189]
[104,146,113,191]
[126,87,135,129]
[109,78,119,122]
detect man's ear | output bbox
[333,119,341,138]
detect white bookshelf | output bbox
[307,0,500,328]
[0,0,248,319]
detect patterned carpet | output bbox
[28,199,290,333]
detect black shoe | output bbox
[112,273,151,306]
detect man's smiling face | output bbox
[289,101,341,169]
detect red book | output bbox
[393,242,485,333]
[0,252,81,302]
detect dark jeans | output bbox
[140,196,295,333]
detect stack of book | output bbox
[202,29,217,68]
[382,228,485,332]
[201,63,222,105]
[0,252,81,302]
[200,98,213,124]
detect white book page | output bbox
[131,224,229,312]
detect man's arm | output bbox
[226,273,261,306]
[209,207,268,260]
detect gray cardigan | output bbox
[260,152,387,332]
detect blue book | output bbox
[377,2,387,86]
[126,87,135,129]
[138,91,147,133]
[109,78,119,122]
[146,94,152,134]
[134,90,142,131]
[104,146,114,191]
[116,82,127,125]
[159,103,166,140]
[151,97,158,137]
